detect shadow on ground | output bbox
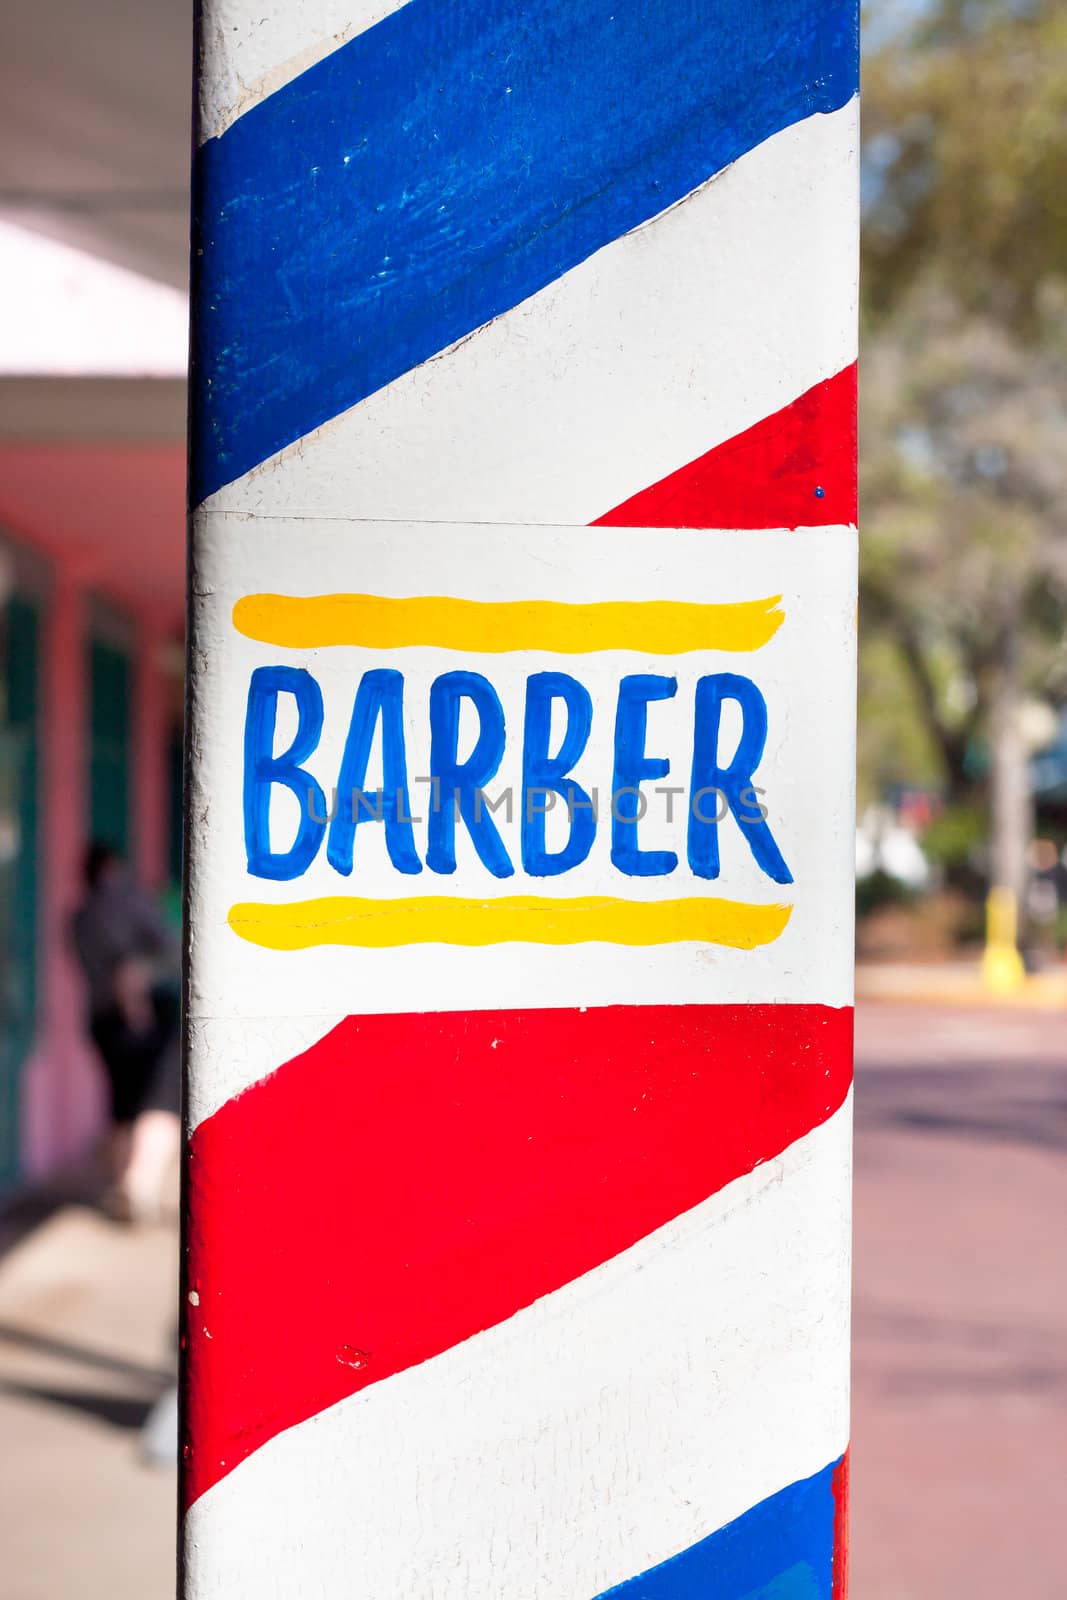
[0,1378,161,1430]
[0,1321,173,1386]
[0,1157,110,1257]
[855,1061,1067,1151]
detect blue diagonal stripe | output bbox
[593,1459,839,1599]
[191,0,858,503]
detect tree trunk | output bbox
[894,620,976,808]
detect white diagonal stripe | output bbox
[202,103,857,526]
[197,0,411,144]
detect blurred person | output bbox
[70,841,181,1222]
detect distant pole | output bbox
[184,3,859,1595]
[984,886,1026,994]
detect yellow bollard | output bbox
[982,886,1026,995]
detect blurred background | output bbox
[0,1,1065,1596]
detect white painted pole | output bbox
[184,4,859,1594]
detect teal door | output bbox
[0,597,40,1188]
[89,635,131,854]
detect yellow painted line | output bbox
[232,592,784,654]
[228,895,792,951]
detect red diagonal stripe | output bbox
[593,364,857,529]
[183,1002,852,1507]
[832,1447,850,1599]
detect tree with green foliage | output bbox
[860,0,1067,907]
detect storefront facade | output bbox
[0,376,185,1183]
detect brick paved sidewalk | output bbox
[852,1004,1067,1599]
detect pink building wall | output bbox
[0,424,185,1179]
[21,575,101,1176]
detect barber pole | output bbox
[183,2,858,1595]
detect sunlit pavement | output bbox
[0,1190,177,1600]
[0,1003,1064,1597]
[852,1003,1067,1599]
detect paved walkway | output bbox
[0,1184,177,1600]
[852,1004,1067,1598]
[0,1002,1064,1596]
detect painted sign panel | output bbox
[185,2,858,1596]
